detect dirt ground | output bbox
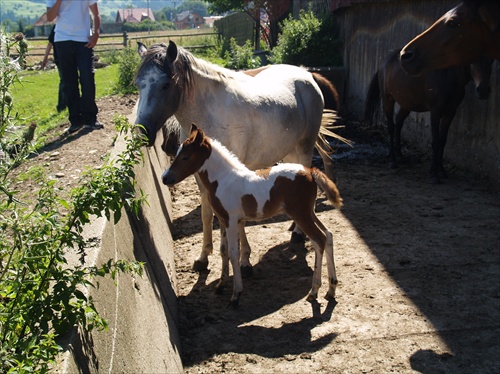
[13,94,500,373]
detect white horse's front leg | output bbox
[324,230,338,300]
[239,221,253,278]
[215,226,229,294]
[193,174,213,272]
[227,223,243,309]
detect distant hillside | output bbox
[0,0,184,23]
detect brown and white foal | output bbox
[162,124,343,308]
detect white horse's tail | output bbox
[311,168,343,209]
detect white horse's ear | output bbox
[167,40,178,63]
[137,41,148,57]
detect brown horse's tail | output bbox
[312,72,341,112]
[364,71,381,124]
[311,168,343,209]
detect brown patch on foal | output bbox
[241,194,258,218]
[198,170,230,227]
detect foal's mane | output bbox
[137,43,235,98]
[208,137,248,172]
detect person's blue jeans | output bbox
[54,41,98,126]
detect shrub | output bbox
[223,38,261,70]
[1,30,146,373]
[270,10,342,67]
[116,46,141,94]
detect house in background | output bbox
[33,13,53,37]
[116,8,155,23]
[174,11,204,29]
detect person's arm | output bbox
[86,2,101,48]
[46,0,62,22]
[42,42,52,70]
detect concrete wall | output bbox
[333,0,499,186]
[55,129,183,373]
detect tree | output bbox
[206,0,291,49]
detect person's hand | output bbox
[42,58,48,70]
[85,33,99,48]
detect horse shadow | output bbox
[177,240,339,366]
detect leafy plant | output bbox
[270,9,342,67]
[116,46,141,94]
[223,37,261,70]
[1,31,147,373]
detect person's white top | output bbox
[46,0,98,43]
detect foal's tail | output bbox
[312,168,343,209]
[364,71,381,124]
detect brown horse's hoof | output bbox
[214,284,224,295]
[290,231,306,243]
[192,259,209,272]
[430,176,441,185]
[241,264,253,278]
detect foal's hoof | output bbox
[192,259,209,272]
[290,232,306,243]
[325,292,336,301]
[241,264,253,278]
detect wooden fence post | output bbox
[123,31,128,47]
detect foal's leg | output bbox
[215,226,229,294]
[291,211,329,302]
[193,174,214,271]
[283,150,316,243]
[239,221,253,278]
[227,223,243,308]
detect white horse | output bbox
[162,124,343,308]
[135,41,344,274]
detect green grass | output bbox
[10,64,119,145]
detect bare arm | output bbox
[46,0,62,22]
[42,42,53,70]
[86,3,101,48]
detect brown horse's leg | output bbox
[429,112,442,184]
[437,112,456,178]
[394,108,411,161]
[383,100,398,168]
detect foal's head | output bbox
[162,124,211,186]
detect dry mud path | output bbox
[169,135,500,373]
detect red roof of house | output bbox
[116,8,155,23]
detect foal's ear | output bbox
[167,40,178,63]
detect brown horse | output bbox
[400,0,500,75]
[365,49,492,183]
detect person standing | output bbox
[42,24,67,112]
[46,0,103,134]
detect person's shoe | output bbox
[83,121,104,131]
[67,122,83,134]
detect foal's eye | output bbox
[181,155,190,161]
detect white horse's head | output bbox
[135,41,184,146]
